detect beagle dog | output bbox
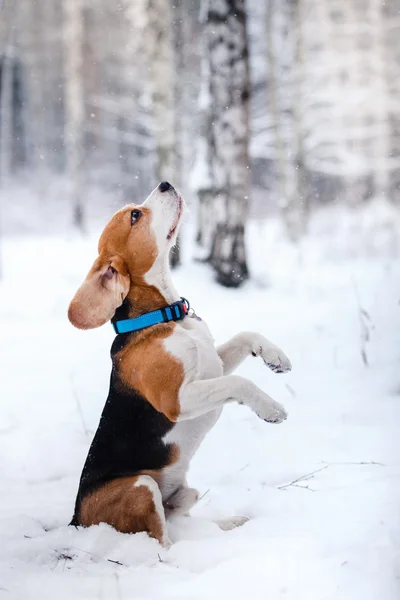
[68,182,291,547]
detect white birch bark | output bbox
[266,0,286,218]
[0,0,15,280]
[63,0,85,231]
[0,38,13,187]
[0,0,15,186]
[146,0,177,184]
[131,0,180,265]
[191,3,215,251]
[382,0,400,202]
[369,0,389,200]
[266,0,309,241]
[201,0,250,286]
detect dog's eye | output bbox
[131,209,142,225]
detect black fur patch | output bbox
[70,358,176,525]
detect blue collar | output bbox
[112,297,190,335]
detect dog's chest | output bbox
[164,316,223,381]
[160,317,223,499]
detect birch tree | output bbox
[148,0,181,266]
[63,0,85,231]
[124,0,181,265]
[0,0,15,186]
[0,0,15,281]
[266,0,310,241]
[197,0,251,287]
[381,0,400,202]
[305,0,395,205]
[191,1,214,251]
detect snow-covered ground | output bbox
[0,210,399,599]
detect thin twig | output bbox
[277,465,329,491]
[322,460,385,467]
[198,488,210,502]
[278,460,385,493]
[290,483,315,492]
[68,546,125,568]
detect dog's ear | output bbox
[68,255,130,329]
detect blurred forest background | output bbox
[0,0,399,286]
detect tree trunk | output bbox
[266,0,287,222]
[202,0,250,287]
[146,0,180,267]
[286,0,309,239]
[370,0,389,200]
[0,49,13,188]
[0,1,14,187]
[63,0,85,232]
[191,1,215,252]
[170,0,186,268]
[267,0,309,242]
[0,2,15,281]
[384,0,400,202]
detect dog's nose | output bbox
[159,181,172,193]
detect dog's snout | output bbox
[159,181,172,193]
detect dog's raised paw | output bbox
[252,342,292,374]
[257,401,288,424]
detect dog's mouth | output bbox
[167,196,183,240]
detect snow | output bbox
[0,211,399,599]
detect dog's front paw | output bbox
[251,338,292,374]
[256,400,288,424]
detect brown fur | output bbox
[68,204,185,418]
[68,204,168,329]
[79,476,164,542]
[68,255,130,329]
[69,203,186,421]
[117,324,184,422]
[78,448,180,538]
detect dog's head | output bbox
[68,182,184,329]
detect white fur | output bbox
[141,184,182,304]
[134,475,171,547]
[137,183,291,520]
[161,317,223,501]
[159,317,289,502]
[142,183,182,259]
[144,254,180,305]
[164,485,199,517]
[217,331,292,375]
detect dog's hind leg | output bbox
[79,474,171,548]
[134,475,172,547]
[164,485,199,518]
